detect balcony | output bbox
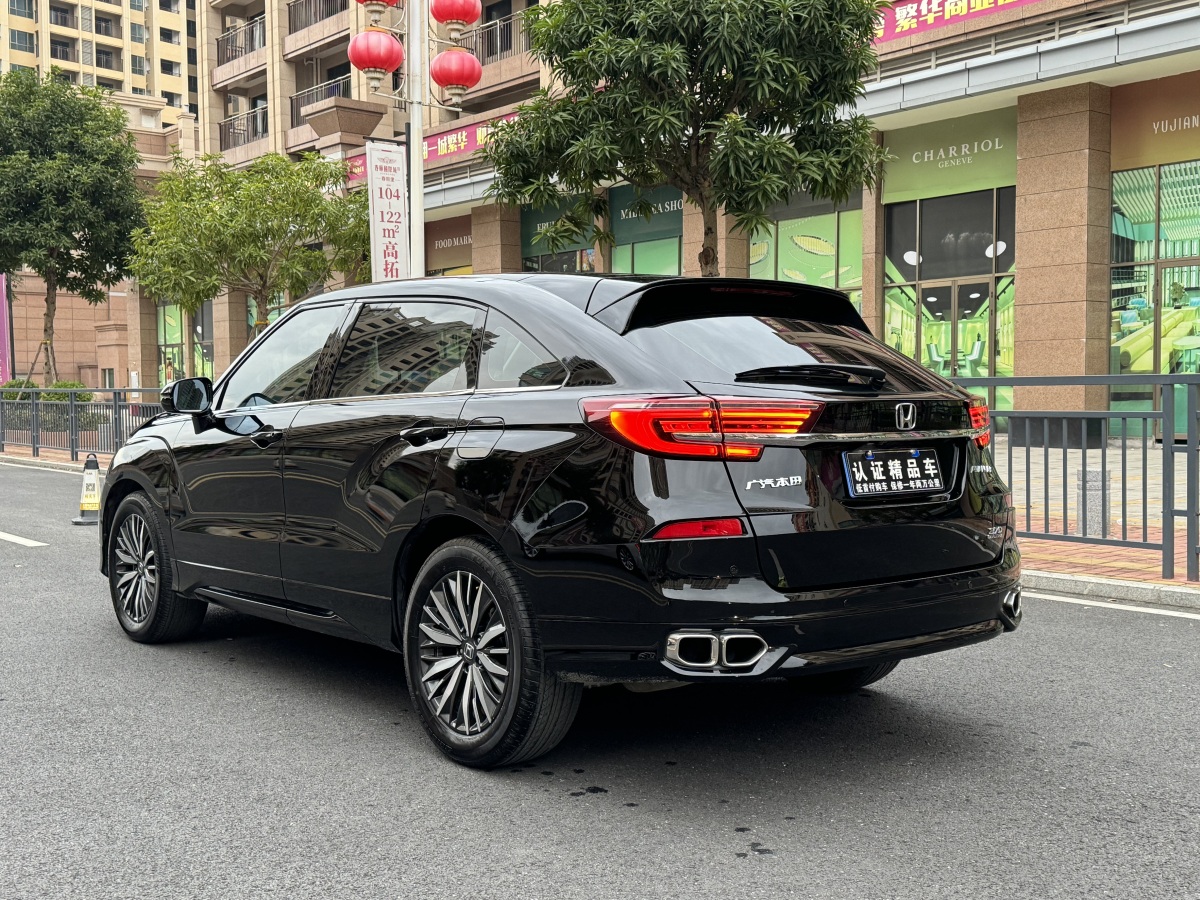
[49,9,78,29]
[94,20,122,40]
[219,106,268,151]
[290,75,351,128]
[283,0,349,59]
[455,11,537,111]
[216,18,265,65]
[287,0,347,33]
[459,11,531,66]
[96,54,121,71]
[50,43,77,62]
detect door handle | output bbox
[401,425,450,447]
[251,428,283,449]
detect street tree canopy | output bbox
[130,152,369,335]
[0,69,143,384]
[482,0,887,276]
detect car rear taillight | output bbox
[649,518,746,540]
[581,396,823,460]
[969,399,991,448]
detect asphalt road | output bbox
[1,461,1198,899]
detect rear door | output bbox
[620,304,1006,591]
[279,299,482,640]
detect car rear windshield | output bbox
[623,315,946,393]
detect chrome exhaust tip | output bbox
[719,632,769,668]
[1000,588,1022,630]
[664,631,720,668]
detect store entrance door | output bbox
[918,280,993,379]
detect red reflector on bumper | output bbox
[649,518,746,540]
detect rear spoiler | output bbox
[587,278,870,335]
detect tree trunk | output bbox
[42,271,58,385]
[698,202,720,277]
[250,293,267,338]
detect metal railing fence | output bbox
[954,375,1200,581]
[219,106,269,150]
[287,0,348,33]
[458,11,531,67]
[215,17,266,66]
[0,389,162,461]
[290,75,351,127]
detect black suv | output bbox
[100,275,1021,767]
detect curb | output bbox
[0,455,101,475]
[1023,569,1200,612]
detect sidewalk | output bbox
[0,446,111,471]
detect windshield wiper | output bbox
[734,363,888,387]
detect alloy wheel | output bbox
[113,514,158,625]
[416,570,511,736]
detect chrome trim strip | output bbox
[776,426,987,446]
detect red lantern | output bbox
[431,0,481,38]
[349,29,405,92]
[430,47,482,102]
[355,0,399,26]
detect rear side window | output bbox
[217,304,346,411]
[623,316,942,392]
[479,311,567,389]
[329,302,480,398]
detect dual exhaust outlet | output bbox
[664,629,770,670]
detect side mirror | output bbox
[161,377,214,416]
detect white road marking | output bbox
[0,530,48,548]
[0,461,81,474]
[1025,591,1200,621]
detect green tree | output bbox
[130,152,369,338]
[482,0,887,276]
[0,69,144,384]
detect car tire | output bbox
[108,492,206,644]
[403,537,582,769]
[791,660,899,693]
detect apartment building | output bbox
[0,0,198,121]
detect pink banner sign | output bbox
[876,0,1045,43]
[347,113,520,184]
[0,274,10,384]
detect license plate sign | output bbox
[843,448,944,497]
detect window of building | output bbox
[750,201,863,313]
[521,199,597,274]
[161,91,181,107]
[217,305,346,411]
[9,64,36,73]
[329,303,481,398]
[192,300,213,381]
[157,301,185,386]
[9,0,35,20]
[131,55,145,75]
[101,369,116,389]
[9,30,35,54]
[881,187,1016,406]
[479,311,566,389]
[1110,163,1200,422]
[50,39,74,61]
[160,59,180,76]
[188,102,198,115]
[132,87,146,95]
[186,19,195,38]
[158,0,178,11]
[130,23,145,42]
[187,47,196,65]
[95,47,114,69]
[50,6,74,26]
[608,186,684,277]
[94,16,115,37]
[159,27,180,44]
[130,0,144,10]
[187,74,197,92]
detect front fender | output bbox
[99,432,181,576]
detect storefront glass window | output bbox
[610,238,681,276]
[749,225,775,280]
[884,201,917,284]
[883,285,917,358]
[522,249,596,273]
[750,209,861,311]
[157,301,184,386]
[192,300,213,381]
[1158,162,1200,261]
[837,209,863,291]
[1111,168,1156,264]
[1159,264,1200,375]
[994,276,1015,409]
[917,190,995,281]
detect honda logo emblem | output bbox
[895,403,917,431]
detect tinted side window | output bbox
[329,302,480,398]
[217,304,346,411]
[479,311,567,389]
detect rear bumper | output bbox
[540,563,1022,685]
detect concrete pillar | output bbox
[471,204,522,274]
[211,290,249,380]
[682,205,749,277]
[1014,83,1112,411]
[125,288,158,390]
[861,134,886,333]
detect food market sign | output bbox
[876,0,1046,43]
